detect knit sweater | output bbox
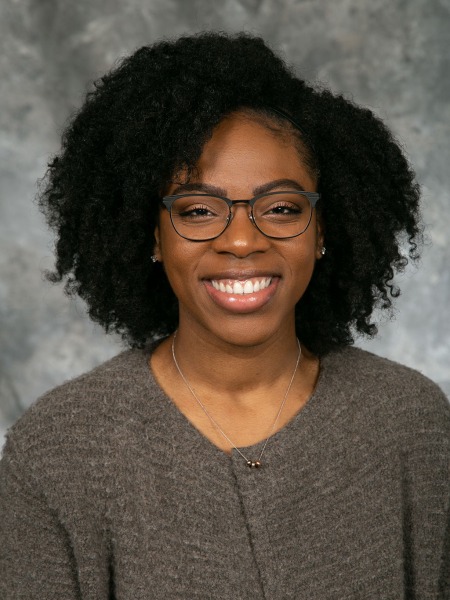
[0,345,449,600]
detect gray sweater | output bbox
[1,345,449,599]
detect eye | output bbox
[171,195,228,222]
[267,202,302,215]
[261,201,304,219]
[178,204,216,218]
[255,192,310,223]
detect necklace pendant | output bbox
[247,460,262,469]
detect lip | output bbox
[203,275,280,313]
[202,269,280,281]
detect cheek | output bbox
[156,212,173,254]
[158,232,203,297]
[287,242,318,291]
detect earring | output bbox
[151,255,158,263]
[320,247,326,256]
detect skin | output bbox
[151,111,324,454]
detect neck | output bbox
[171,324,303,407]
[150,321,320,453]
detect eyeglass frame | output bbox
[161,190,321,241]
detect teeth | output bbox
[243,281,253,294]
[211,277,273,295]
[233,281,244,294]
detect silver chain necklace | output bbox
[171,332,302,468]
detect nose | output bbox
[211,203,271,257]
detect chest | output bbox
[101,444,405,599]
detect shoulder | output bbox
[2,346,160,469]
[324,345,448,401]
[10,347,149,424]
[321,346,450,444]
[1,344,172,515]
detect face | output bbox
[154,112,324,348]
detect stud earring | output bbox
[151,255,158,263]
[320,247,326,256]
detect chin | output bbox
[206,317,293,349]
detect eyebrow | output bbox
[169,178,307,197]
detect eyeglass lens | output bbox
[169,192,313,240]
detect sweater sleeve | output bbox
[402,438,450,598]
[0,446,81,599]
[398,384,450,599]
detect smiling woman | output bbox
[153,112,323,349]
[0,32,449,600]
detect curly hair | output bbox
[38,31,422,356]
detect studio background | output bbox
[1,0,449,446]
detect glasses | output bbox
[161,191,320,241]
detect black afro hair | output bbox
[38,31,422,355]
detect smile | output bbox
[204,276,279,314]
[210,277,273,295]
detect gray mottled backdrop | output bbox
[1,0,449,446]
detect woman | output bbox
[1,32,448,599]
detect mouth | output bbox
[210,276,273,295]
[203,275,279,313]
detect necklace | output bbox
[171,332,302,468]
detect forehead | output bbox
[192,112,317,192]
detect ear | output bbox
[153,225,162,262]
[315,215,325,260]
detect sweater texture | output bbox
[1,345,449,599]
